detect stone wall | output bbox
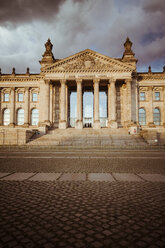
[0,129,34,145]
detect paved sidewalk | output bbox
[1,172,165,182]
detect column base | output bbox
[123,121,133,128]
[44,120,51,126]
[148,122,156,128]
[59,120,67,129]
[108,120,117,128]
[93,120,101,129]
[9,123,15,127]
[75,120,83,129]
[23,123,29,128]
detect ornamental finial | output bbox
[12,67,15,75]
[123,37,134,55]
[45,38,53,54]
[148,66,152,73]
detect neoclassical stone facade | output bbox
[0,38,165,135]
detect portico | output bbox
[46,76,134,130]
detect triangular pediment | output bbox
[42,49,134,73]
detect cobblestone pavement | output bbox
[0,149,165,247]
[0,181,165,248]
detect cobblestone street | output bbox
[0,148,165,248]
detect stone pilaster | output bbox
[9,87,15,127]
[23,87,29,127]
[131,73,139,125]
[44,80,50,125]
[59,79,67,129]
[148,86,155,127]
[125,79,132,126]
[108,79,117,128]
[0,88,2,125]
[135,81,139,124]
[93,79,100,129]
[65,84,68,126]
[163,87,165,127]
[49,84,53,123]
[76,79,83,129]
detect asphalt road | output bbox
[0,149,165,174]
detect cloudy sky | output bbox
[0,0,165,74]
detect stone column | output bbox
[59,79,67,129]
[135,81,139,124]
[24,87,29,127]
[76,79,83,129]
[108,79,117,128]
[126,79,132,126]
[93,78,100,129]
[65,84,68,126]
[163,87,165,127]
[148,86,155,127]
[0,88,2,125]
[131,73,139,125]
[44,80,50,125]
[10,87,15,127]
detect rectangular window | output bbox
[18,93,23,102]
[140,92,145,101]
[4,93,9,102]
[155,92,160,101]
[32,93,38,102]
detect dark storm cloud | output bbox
[142,0,165,12]
[0,0,66,24]
[0,0,164,73]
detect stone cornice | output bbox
[45,68,132,74]
[0,74,43,82]
[137,73,165,81]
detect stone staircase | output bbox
[27,128,148,147]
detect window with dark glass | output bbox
[4,93,9,102]
[139,108,146,125]
[18,93,23,102]
[32,93,37,102]
[153,108,160,125]
[140,92,145,101]
[155,92,160,101]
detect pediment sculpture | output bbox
[61,54,112,70]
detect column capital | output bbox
[93,78,100,84]
[108,78,116,84]
[25,87,29,92]
[11,87,15,91]
[45,79,51,85]
[60,79,66,85]
[125,78,132,84]
[76,78,82,83]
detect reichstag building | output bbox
[0,38,165,135]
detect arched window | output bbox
[17,109,24,125]
[3,109,10,125]
[139,108,146,125]
[153,108,161,125]
[31,109,39,126]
